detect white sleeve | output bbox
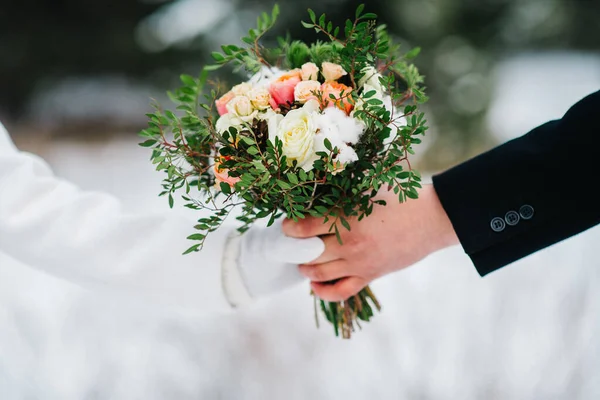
[0,123,233,313]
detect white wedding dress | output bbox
[0,122,235,312]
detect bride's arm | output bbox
[0,124,322,312]
[0,126,233,311]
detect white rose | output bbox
[358,66,384,91]
[226,95,258,122]
[294,80,322,104]
[322,62,347,82]
[248,87,272,110]
[258,108,277,121]
[215,113,242,134]
[268,100,320,170]
[232,82,253,96]
[301,62,319,81]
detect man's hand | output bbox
[282,184,459,302]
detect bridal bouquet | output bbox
[140,4,427,338]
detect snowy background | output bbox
[1,53,599,399]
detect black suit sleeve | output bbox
[432,90,600,276]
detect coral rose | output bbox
[321,81,353,114]
[215,91,235,116]
[213,157,241,188]
[269,69,302,107]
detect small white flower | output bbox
[320,107,365,144]
[294,80,322,104]
[249,66,285,87]
[353,83,393,118]
[215,113,243,134]
[247,87,272,110]
[301,62,319,81]
[337,144,359,165]
[322,62,347,82]
[226,96,258,122]
[268,100,320,170]
[311,106,365,171]
[358,66,385,91]
[232,82,253,96]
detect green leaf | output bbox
[363,90,377,98]
[183,244,201,255]
[220,182,232,194]
[180,86,196,95]
[314,206,328,215]
[405,47,421,59]
[139,139,157,147]
[355,3,365,19]
[187,234,206,241]
[301,21,313,29]
[168,193,174,208]
[277,180,291,190]
[211,52,225,62]
[340,216,351,231]
[287,172,299,184]
[406,188,419,199]
[267,212,277,227]
[334,224,343,245]
[165,110,177,120]
[180,74,196,86]
[308,8,316,23]
[299,169,308,181]
[272,3,280,21]
[323,138,333,151]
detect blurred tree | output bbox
[1,0,598,165]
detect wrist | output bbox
[421,184,459,252]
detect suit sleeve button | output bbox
[519,205,534,220]
[505,211,520,226]
[490,217,506,232]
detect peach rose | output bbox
[321,82,353,114]
[269,69,302,107]
[247,87,272,110]
[294,80,322,104]
[213,157,241,188]
[301,62,319,81]
[321,62,347,82]
[215,91,235,116]
[226,95,257,122]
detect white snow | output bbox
[1,51,599,399]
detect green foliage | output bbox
[286,41,311,69]
[141,1,427,256]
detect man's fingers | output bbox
[310,277,367,302]
[298,260,351,282]
[282,217,331,238]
